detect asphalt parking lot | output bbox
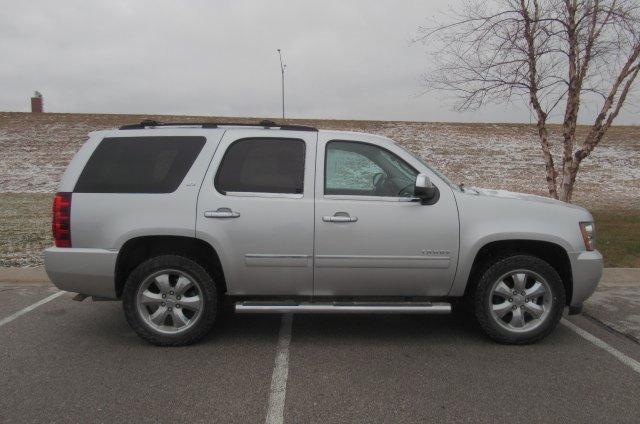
[2,284,640,423]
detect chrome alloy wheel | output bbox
[136,269,204,334]
[489,270,552,333]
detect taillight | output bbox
[52,192,72,248]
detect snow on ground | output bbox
[0,112,638,203]
[372,121,640,207]
[1,112,638,267]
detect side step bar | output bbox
[234,301,451,314]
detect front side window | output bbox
[325,141,418,197]
[215,138,305,194]
[74,136,206,193]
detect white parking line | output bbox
[0,291,65,328]
[561,318,640,375]
[265,313,293,424]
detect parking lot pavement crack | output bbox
[0,288,27,293]
[582,312,640,345]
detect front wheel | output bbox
[122,255,219,346]
[473,255,565,344]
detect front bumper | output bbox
[44,247,118,299]
[568,250,603,308]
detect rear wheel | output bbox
[122,255,219,346]
[473,255,565,344]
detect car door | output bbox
[196,129,317,296]
[313,133,459,296]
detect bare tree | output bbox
[417,0,640,202]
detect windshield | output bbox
[395,144,460,191]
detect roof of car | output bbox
[90,119,396,145]
[117,119,318,132]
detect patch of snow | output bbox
[0,114,638,208]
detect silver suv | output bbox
[45,120,603,346]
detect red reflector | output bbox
[52,192,72,248]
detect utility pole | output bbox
[277,49,286,120]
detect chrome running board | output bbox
[234,301,451,314]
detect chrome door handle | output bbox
[322,212,358,223]
[204,208,240,218]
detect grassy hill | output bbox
[1,112,638,267]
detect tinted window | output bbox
[74,136,205,193]
[215,138,305,194]
[325,141,418,197]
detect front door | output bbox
[313,134,459,296]
[196,129,317,296]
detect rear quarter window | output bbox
[74,136,206,193]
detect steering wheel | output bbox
[372,172,388,195]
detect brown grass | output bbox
[592,210,640,268]
[1,112,638,267]
[0,193,52,267]
[2,112,639,207]
[1,193,637,268]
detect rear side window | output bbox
[74,136,205,193]
[215,138,305,194]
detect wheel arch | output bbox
[114,235,227,298]
[462,239,573,306]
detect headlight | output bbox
[579,222,596,251]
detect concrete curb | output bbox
[597,268,640,286]
[0,267,50,284]
[1,266,638,284]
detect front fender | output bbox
[447,191,591,297]
[448,232,574,297]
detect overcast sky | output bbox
[0,0,637,124]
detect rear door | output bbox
[196,129,317,296]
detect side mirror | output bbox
[414,173,438,204]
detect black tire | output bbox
[122,254,219,346]
[473,254,565,344]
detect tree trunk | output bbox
[558,161,580,202]
[418,0,640,205]
[536,120,559,199]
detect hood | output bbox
[463,187,584,209]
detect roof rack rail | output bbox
[119,119,318,132]
[118,120,218,130]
